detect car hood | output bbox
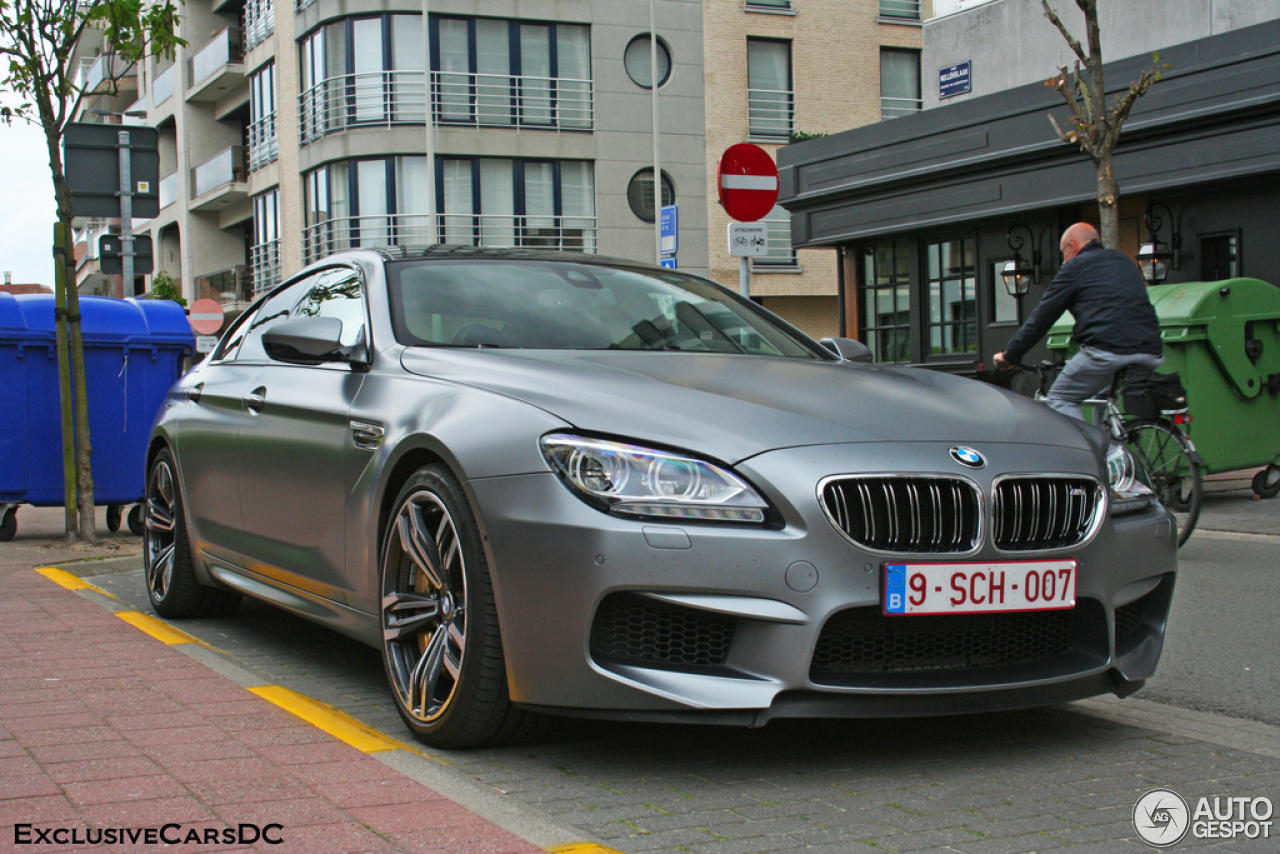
[399,349,1097,464]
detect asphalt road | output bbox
[1138,533,1280,727]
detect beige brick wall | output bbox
[762,294,841,339]
[702,0,926,323]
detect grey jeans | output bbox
[1046,345,1164,422]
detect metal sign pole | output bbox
[740,256,749,298]
[118,130,134,297]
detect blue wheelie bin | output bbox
[0,294,194,539]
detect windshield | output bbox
[387,259,827,359]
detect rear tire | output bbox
[107,505,122,533]
[1124,420,1202,547]
[379,465,543,748]
[143,448,242,618]
[0,507,16,542]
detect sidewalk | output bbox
[0,508,583,854]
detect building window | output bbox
[299,15,426,143]
[879,0,921,21]
[881,48,921,119]
[439,158,595,252]
[248,63,277,172]
[244,0,274,50]
[926,236,977,357]
[626,168,674,223]
[862,238,912,364]
[434,17,591,129]
[754,205,797,269]
[304,157,435,263]
[623,34,671,89]
[748,39,793,142]
[252,190,281,295]
[745,0,792,12]
[1200,231,1240,280]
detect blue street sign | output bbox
[939,61,972,99]
[660,204,678,255]
[660,257,677,269]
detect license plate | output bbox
[883,559,1077,616]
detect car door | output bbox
[233,266,369,602]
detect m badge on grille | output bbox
[949,446,985,469]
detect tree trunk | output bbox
[52,222,77,541]
[1095,159,1120,250]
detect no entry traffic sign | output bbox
[188,298,225,336]
[717,143,779,223]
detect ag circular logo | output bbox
[949,446,985,469]
[1133,788,1190,847]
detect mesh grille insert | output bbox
[811,606,1074,681]
[821,476,981,553]
[993,477,1100,551]
[590,593,735,669]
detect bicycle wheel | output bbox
[1123,419,1202,547]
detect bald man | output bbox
[994,223,1163,421]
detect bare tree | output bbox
[1041,0,1162,249]
[1,0,182,542]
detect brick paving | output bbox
[2,487,1279,854]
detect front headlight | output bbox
[540,433,769,523]
[1106,442,1154,508]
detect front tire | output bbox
[1124,420,1202,547]
[379,465,540,748]
[143,448,242,618]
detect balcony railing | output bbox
[250,239,281,295]
[881,96,923,119]
[81,53,136,93]
[159,171,179,209]
[196,265,253,305]
[192,145,245,197]
[748,87,794,142]
[189,27,244,90]
[880,0,922,19]
[244,0,274,51]
[303,213,597,265]
[299,70,593,144]
[247,112,278,172]
[153,64,176,105]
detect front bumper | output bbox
[469,441,1177,722]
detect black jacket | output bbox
[1003,240,1162,364]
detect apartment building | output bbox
[71,0,927,337]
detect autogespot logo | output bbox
[949,446,985,469]
[1134,788,1191,847]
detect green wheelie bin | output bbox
[1047,277,1280,498]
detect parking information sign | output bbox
[728,222,768,257]
[660,204,678,256]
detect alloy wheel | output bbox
[144,459,179,601]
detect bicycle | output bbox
[1010,359,1203,547]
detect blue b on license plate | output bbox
[883,559,1077,616]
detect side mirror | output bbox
[820,337,873,363]
[263,317,367,367]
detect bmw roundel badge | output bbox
[949,446,985,469]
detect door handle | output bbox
[185,382,204,403]
[244,387,266,414]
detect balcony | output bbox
[187,27,246,101]
[881,96,923,120]
[191,146,247,210]
[244,0,274,51]
[298,71,593,144]
[80,53,137,94]
[247,112,279,172]
[159,171,179,209]
[748,87,794,143]
[196,265,253,308]
[250,239,281,296]
[153,64,177,106]
[303,213,597,265]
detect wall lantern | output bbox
[1137,202,1182,286]
[1001,224,1040,297]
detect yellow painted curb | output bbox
[548,845,630,854]
[115,610,204,646]
[250,685,431,758]
[35,566,113,597]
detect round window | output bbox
[627,169,675,223]
[623,35,672,90]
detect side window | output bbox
[292,267,366,347]
[232,276,314,362]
